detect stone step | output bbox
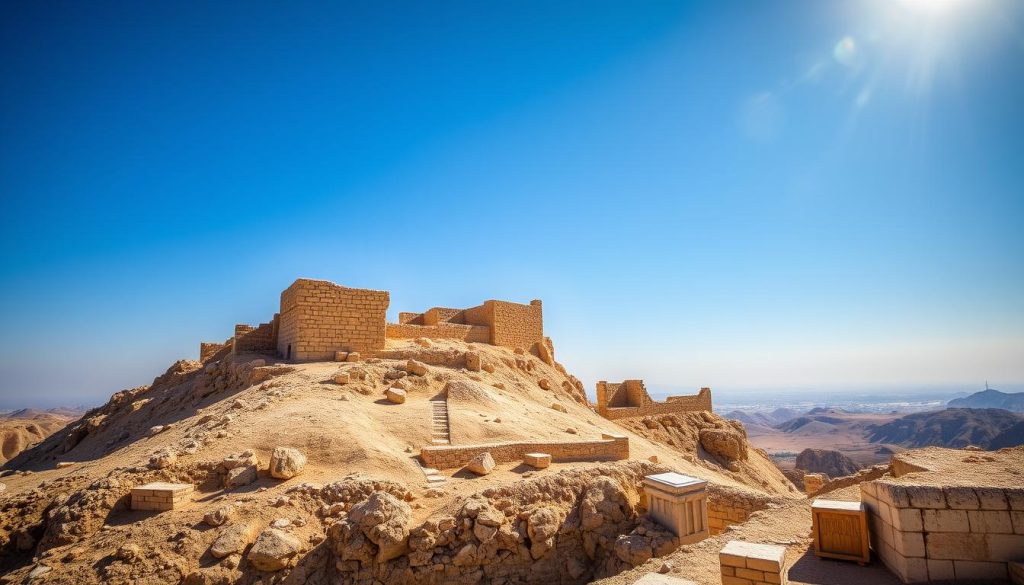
[426,475,446,483]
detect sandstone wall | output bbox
[420,434,629,470]
[386,323,490,343]
[489,300,544,350]
[199,340,231,363]
[232,317,278,354]
[598,386,712,420]
[277,279,389,361]
[861,480,1024,582]
[706,485,780,535]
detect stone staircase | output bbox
[430,398,451,445]
[419,398,451,486]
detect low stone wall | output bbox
[602,392,712,420]
[420,434,629,470]
[861,480,1024,582]
[233,319,277,354]
[386,322,490,343]
[706,485,778,535]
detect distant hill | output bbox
[989,421,1024,450]
[948,389,1024,413]
[866,408,1023,449]
[794,448,861,478]
[723,408,799,430]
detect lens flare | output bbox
[833,36,858,67]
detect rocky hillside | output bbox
[865,407,1023,448]
[948,388,1024,412]
[793,448,860,479]
[0,338,797,584]
[0,409,80,465]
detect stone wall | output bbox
[232,317,278,354]
[706,485,779,535]
[386,322,490,343]
[596,381,712,420]
[861,480,1024,582]
[420,434,629,470]
[277,279,389,361]
[199,340,231,363]
[397,299,544,350]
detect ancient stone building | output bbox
[200,278,546,362]
[595,380,712,419]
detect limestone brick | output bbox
[131,482,193,512]
[943,486,981,510]
[923,509,969,533]
[953,560,1008,580]
[968,510,1013,534]
[419,435,628,470]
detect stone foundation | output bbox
[420,434,628,470]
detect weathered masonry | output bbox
[200,278,547,362]
[595,379,712,419]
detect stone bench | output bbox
[523,452,551,469]
[720,540,787,585]
[131,482,194,511]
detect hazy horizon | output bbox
[2,1,1022,409]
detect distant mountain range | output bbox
[723,407,800,429]
[948,389,1024,413]
[865,408,1023,449]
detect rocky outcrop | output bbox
[247,528,303,571]
[794,448,860,478]
[698,428,748,462]
[325,461,669,585]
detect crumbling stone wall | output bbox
[277,279,389,360]
[396,299,543,350]
[596,381,712,420]
[706,485,781,535]
[420,435,629,470]
[862,480,1024,582]
[386,322,490,343]
[232,316,278,354]
[199,340,231,363]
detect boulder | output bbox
[203,504,235,527]
[346,352,361,362]
[346,492,411,562]
[405,360,428,376]
[465,352,482,372]
[385,387,407,404]
[221,450,260,471]
[210,523,256,559]
[465,452,495,476]
[698,428,747,461]
[334,351,348,362]
[247,528,302,571]
[148,450,177,469]
[269,447,307,480]
[550,402,568,413]
[333,372,350,384]
[615,534,653,566]
[224,465,257,488]
[538,379,552,390]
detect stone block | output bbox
[892,507,923,532]
[131,482,193,512]
[968,510,1013,534]
[925,532,989,560]
[975,487,1009,510]
[1007,489,1024,510]
[893,530,925,558]
[986,533,1024,561]
[720,541,786,574]
[926,559,955,581]
[523,453,551,469]
[943,486,980,510]
[334,351,348,362]
[953,560,1008,580]
[905,485,946,509]
[923,509,969,533]
[385,387,406,404]
[1012,511,1024,534]
[876,483,910,507]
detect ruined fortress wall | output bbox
[420,434,629,470]
[232,319,277,354]
[861,481,1024,583]
[199,340,232,363]
[385,322,490,343]
[489,299,544,349]
[423,307,462,326]
[598,386,712,420]
[277,279,389,361]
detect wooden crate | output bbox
[811,499,869,564]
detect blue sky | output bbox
[2,1,1022,408]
